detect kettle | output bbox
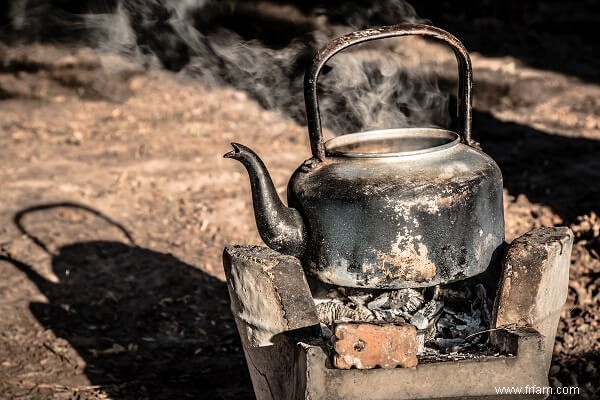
[225,24,504,289]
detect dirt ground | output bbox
[1,12,599,400]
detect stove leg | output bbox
[493,227,574,369]
[223,246,320,400]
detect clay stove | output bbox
[223,24,573,400]
[224,228,572,399]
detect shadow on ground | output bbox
[413,0,600,84]
[3,203,253,400]
[473,110,600,222]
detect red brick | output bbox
[333,322,418,369]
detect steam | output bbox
[319,50,450,134]
[2,0,450,135]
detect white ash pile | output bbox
[312,282,494,354]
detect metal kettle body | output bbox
[288,128,503,288]
[225,24,504,289]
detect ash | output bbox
[312,281,495,355]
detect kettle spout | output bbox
[224,143,306,257]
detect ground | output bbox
[0,20,599,400]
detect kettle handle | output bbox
[304,24,473,160]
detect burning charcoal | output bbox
[473,283,492,326]
[340,287,377,304]
[315,301,374,325]
[410,313,428,330]
[366,292,389,310]
[371,309,407,324]
[371,309,390,320]
[347,293,373,307]
[433,338,467,353]
[388,288,425,312]
[435,286,471,302]
[314,280,496,357]
[409,300,443,330]
[416,333,426,354]
[437,308,485,339]
[419,320,439,343]
[369,302,412,323]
